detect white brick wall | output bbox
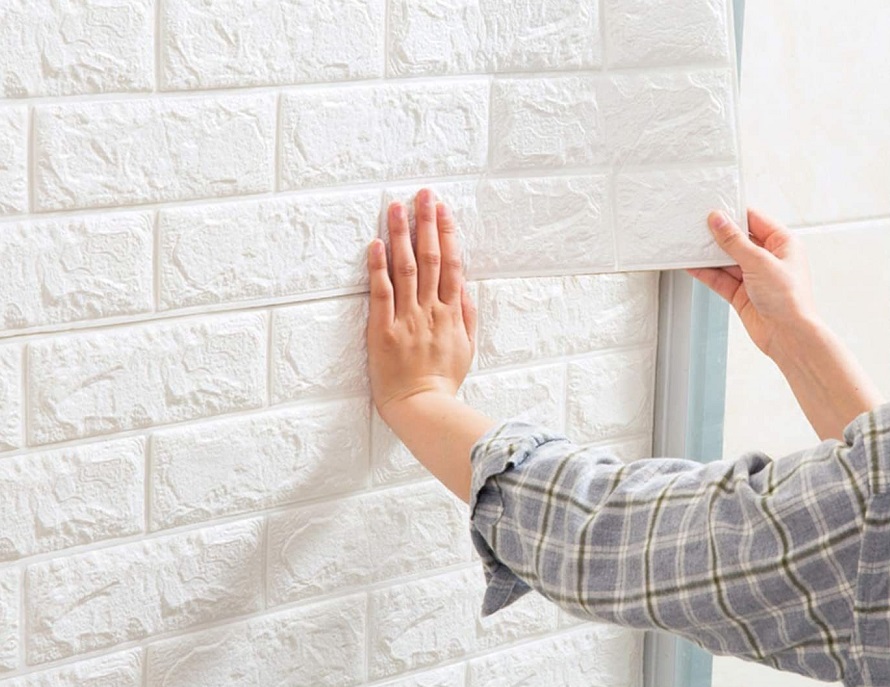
[0,0,742,683]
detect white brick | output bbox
[0,0,153,97]
[605,0,731,68]
[376,665,465,687]
[468,624,643,687]
[491,77,605,171]
[0,438,143,561]
[371,364,563,486]
[0,343,22,451]
[382,176,615,278]
[0,106,27,215]
[616,166,741,269]
[370,567,558,679]
[28,313,267,445]
[3,649,142,687]
[280,81,489,189]
[476,273,659,368]
[162,0,384,90]
[35,95,275,212]
[459,365,566,428]
[389,0,601,76]
[27,519,264,664]
[603,69,738,166]
[566,347,657,443]
[150,398,369,530]
[267,480,469,605]
[271,296,369,403]
[159,192,379,310]
[0,212,153,331]
[146,594,365,687]
[0,569,17,672]
[473,176,614,275]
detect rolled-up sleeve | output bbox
[467,407,890,685]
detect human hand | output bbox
[687,209,820,360]
[366,188,477,424]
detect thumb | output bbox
[708,210,766,271]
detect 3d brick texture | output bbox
[0,0,743,683]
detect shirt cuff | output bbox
[468,418,569,617]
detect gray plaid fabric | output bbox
[468,402,890,686]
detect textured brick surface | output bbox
[271,296,369,402]
[603,70,738,168]
[476,273,659,368]
[492,77,605,171]
[150,398,369,530]
[0,569,17,672]
[159,192,379,309]
[468,624,644,686]
[26,519,264,663]
[280,81,489,189]
[0,0,153,98]
[0,106,27,215]
[35,95,275,211]
[2,0,743,681]
[0,212,153,332]
[267,480,470,605]
[370,567,558,679]
[566,347,658,443]
[146,594,365,687]
[0,343,22,452]
[389,0,602,75]
[2,650,142,687]
[604,0,731,68]
[0,438,143,561]
[163,0,384,90]
[616,166,743,268]
[28,313,267,445]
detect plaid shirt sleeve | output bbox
[468,402,890,686]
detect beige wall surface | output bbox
[712,0,890,685]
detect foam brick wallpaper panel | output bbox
[0,0,743,684]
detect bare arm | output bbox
[689,210,884,440]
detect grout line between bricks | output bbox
[154,0,163,92]
[0,158,739,230]
[2,60,734,108]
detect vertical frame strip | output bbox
[643,1,745,686]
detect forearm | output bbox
[379,392,498,504]
[771,316,885,441]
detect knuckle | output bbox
[419,251,441,267]
[443,255,462,271]
[397,262,417,278]
[371,286,392,302]
[418,205,436,222]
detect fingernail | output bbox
[420,188,434,206]
[436,202,451,219]
[392,203,404,220]
[372,240,384,256]
[709,211,729,230]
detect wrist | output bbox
[767,313,829,370]
[377,386,459,426]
